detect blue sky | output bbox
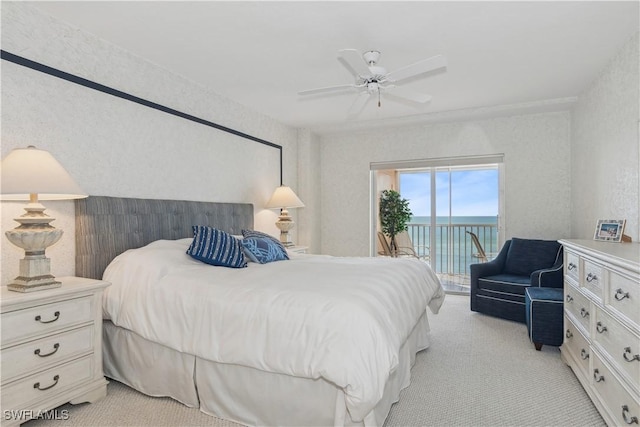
[399,169,499,217]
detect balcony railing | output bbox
[406,223,499,278]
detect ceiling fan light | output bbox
[367,82,379,93]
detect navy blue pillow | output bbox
[241,229,289,261]
[187,226,247,268]
[241,236,289,264]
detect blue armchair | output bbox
[470,238,563,323]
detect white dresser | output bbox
[560,239,640,426]
[1,277,110,425]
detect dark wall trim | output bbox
[1,49,283,185]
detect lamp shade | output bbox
[265,185,304,209]
[1,146,87,200]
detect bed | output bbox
[75,196,445,426]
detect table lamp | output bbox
[265,185,304,247]
[1,146,87,292]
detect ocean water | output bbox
[406,216,499,275]
[410,216,498,225]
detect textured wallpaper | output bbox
[1,3,299,285]
[571,32,639,241]
[319,112,572,256]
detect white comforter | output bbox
[102,238,445,422]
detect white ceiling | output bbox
[32,1,639,134]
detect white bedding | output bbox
[102,238,445,422]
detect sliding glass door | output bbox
[399,164,500,279]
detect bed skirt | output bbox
[102,313,432,427]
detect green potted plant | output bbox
[379,189,412,257]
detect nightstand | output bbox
[287,246,309,254]
[1,277,110,426]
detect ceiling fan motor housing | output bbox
[367,65,387,78]
[363,50,381,65]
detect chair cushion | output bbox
[478,274,531,295]
[503,238,561,276]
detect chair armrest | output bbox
[470,241,511,289]
[470,260,502,279]
[531,258,564,288]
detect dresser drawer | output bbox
[1,355,93,411]
[565,286,591,334]
[582,259,604,301]
[1,326,94,383]
[565,251,580,283]
[608,270,640,330]
[1,296,93,346]
[593,307,640,393]
[592,352,640,427]
[563,316,591,377]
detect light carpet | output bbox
[26,294,604,427]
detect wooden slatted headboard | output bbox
[75,196,254,279]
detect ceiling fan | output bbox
[298,49,447,117]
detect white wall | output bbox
[571,32,639,241]
[319,112,572,256]
[1,3,299,285]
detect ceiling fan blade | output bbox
[298,84,357,96]
[385,55,447,83]
[386,86,433,104]
[347,92,372,118]
[338,49,371,78]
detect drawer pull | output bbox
[566,330,573,339]
[580,349,589,360]
[33,375,59,391]
[566,295,574,303]
[35,311,60,324]
[623,347,640,363]
[615,288,630,301]
[622,405,639,425]
[580,308,589,318]
[34,343,60,358]
[568,263,577,271]
[586,273,598,283]
[596,322,608,333]
[593,369,604,383]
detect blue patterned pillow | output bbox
[187,226,247,268]
[241,237,289,264]
[241,229,289,261]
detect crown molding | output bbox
[313,97,578,136]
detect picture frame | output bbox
[593,219,626,242]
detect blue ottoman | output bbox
[525,287,564,351]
